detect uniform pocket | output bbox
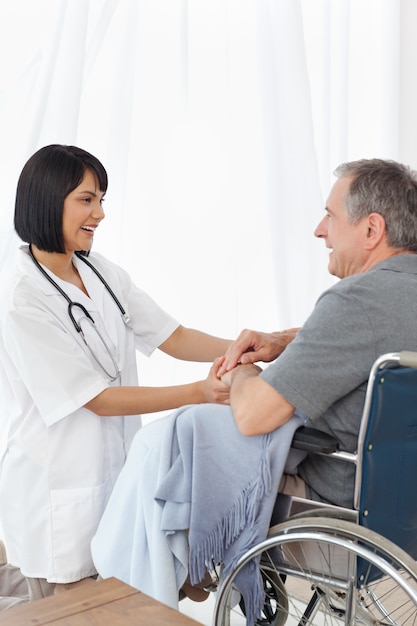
[50,478,112,582]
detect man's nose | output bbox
[314,216,326,238]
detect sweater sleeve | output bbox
[260,285,377,419]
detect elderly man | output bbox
[219,158,417,507]
[92,158,417,615]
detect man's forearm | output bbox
[227,365,295,436]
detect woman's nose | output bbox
[93,202,105,220]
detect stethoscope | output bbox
[28,244,130,382]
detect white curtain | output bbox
[0,0,414,389]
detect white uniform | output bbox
[0,246,179,583]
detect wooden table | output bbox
[0,577,203,625]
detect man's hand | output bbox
[218,327,300,375]
[220,362,294,436]
[220,363,262,388]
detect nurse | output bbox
[0,144,232,600]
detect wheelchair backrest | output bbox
[357,358,417,560]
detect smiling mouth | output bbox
[81,226,96,233]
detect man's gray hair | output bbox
[335,158,417,251]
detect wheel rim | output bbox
[213,518,417,626]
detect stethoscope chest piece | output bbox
[29,245,126,382]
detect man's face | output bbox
[314,176,370,279]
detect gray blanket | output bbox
[92,404,305,623]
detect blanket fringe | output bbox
[189,433,273,585]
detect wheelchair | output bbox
[213,352,417,626]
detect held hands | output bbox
[199,357,231,404]
[218,327,300,375]
[199,325,300,404]
[220,362,262,388]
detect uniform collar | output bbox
[18,245,102,311]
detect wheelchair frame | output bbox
[213,352,417,626]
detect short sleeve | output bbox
[126,285,180,357]
[260,286,377,419]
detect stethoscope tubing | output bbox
[28,245,130,326]
[74,251,130,324]
[27,245,128,381]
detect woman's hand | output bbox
[199,357,230,404]
[220,363,262,388]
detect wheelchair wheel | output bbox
[238,561,288,626]
[213,517,417,626]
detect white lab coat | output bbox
[0,246,179,583]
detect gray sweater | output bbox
[261,254,417,507]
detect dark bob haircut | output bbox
[14,144,108,253]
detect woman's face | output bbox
[62,169,105,253]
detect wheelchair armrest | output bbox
[291,426,339,454]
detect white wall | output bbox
[400,0,417,168]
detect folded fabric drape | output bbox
[92,403,306,624]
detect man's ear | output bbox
[365,212,387,249]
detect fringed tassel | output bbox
[189,433,274,586]
[234,561,265,626]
